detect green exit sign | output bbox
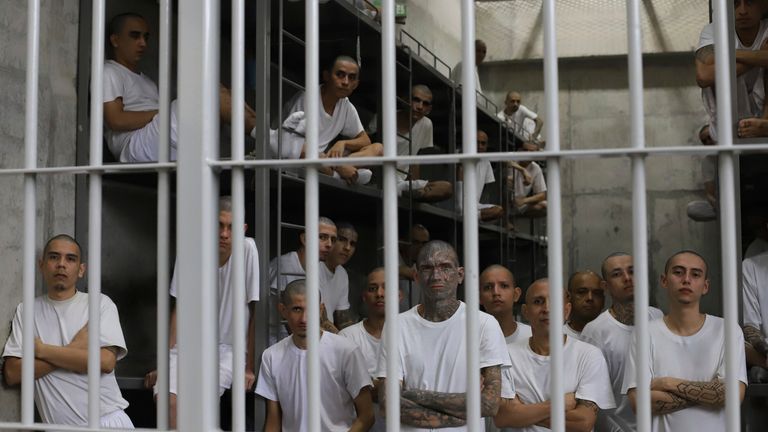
[370,0,407,18]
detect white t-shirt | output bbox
[563,323,584,341]
[742,251,768,343]
[622,315,747,432]
[170,237,260,347]
[500,336,616,432]
[340,320,385,432]
[320,263,352,319]
[451,61,483,93]
[396,116,434,181]
[504,322,532,345]
[477,159,496,196]
[255,332,372,432]
[103,60,161,160]
[510,162,546,207]
[497,106,539,142]
[580,307,663,432]
[269,251,305,292]
[284,87,365,153]
[375,302,511,432]
[2,291,129,426]
[698,20,768,138]
[745,237,768,259]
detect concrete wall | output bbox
[0,0,80,422]
[400,0,462,69]
[481,53,724,314]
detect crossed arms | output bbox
[3,325,119,386]
[494,392,598,432]
[695,43,768,89]
[627,377,746,416]
[377,365,502,428]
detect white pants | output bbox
[100,409,135,429]
[120,100,179,163]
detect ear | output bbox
[703,278,710,296]
[278,302,287,319]
[300,232,306,247]
[398,289,404,302]
[110,33,119,48]
[322,70,331,83]
[564,301,572,321]
[513,286,522,303]
[660,273,667,289]
[78,263,87,279]
[456,266,465,284]
[243,223,249,234]
[600,279,607,290]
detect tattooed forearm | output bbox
[402,388,468,419]
[611,302,635,326]
[743,325,768,356]
[480,366,502,416]
[696,45,715,63]
[651,391,693,415]
[671,379,726,408]
[401,397,467,428]
[333,309,356,331]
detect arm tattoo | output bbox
[743,325,768,356]
[654,392,691,414]
[695,45,715,63]
[333,309,356,331]
[402,388,469,419]
[401,397,467,428]
[480,366,502,417]
[673,380,726,407]
[576,399,599,415]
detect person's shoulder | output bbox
[338,320,363,338]
[581,310,611,335]
[570,337,605,360]
[323,331,359,354]
[698,22,714,38]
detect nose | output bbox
[376,286,385,298]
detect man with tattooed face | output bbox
[375,241,511,430]
[580,253,663,431]
[623,250,747,432]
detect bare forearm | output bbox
[525,192,546,205]
[3,357,57,385]
[564,401,598,432]
[106,110,158,132]
[744,325,768,356]
[495,399,551,428]
[340,133,372,152]
[533,117,544,136]
[36,345,116,374]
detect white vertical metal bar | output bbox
[155,16,171,432]
[711,1,740,430]
[230,0,247,429]
[542,1,564,431]
[305,1,321,432]
[459,0,481,429]
[381,0,401,430]
[87,0,106,426]
[156,0,172,429]
[21,0,40,424]
[177,0,220,429]
[626,2,651,432]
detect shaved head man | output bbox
[479,264,531,344]
[564,270,605,339]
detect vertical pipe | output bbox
[155,0,172,428]
[176,0,220,430]
[542,1,564,431]
[21,0,40,424]
[381,0,401,430]
[711,1,740,430]
[304,1,321,431]
[87,0,106,426]
[459,0,481,429]
[626,1,650,432]
[231,0,247,429]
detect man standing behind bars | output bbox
[623,250,747,432]
[2,235,134,428]
[144,196,260,429]
[376,240,511,430]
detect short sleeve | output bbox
[340,100,365,139]
[743,258,762,329]
[697,23,714,51]
[2,304,24,358]
[717,325,748,385]
[374,328,403,380]
[268,256,279,291]
[337,270,351,311]
[575,345,616,409]
[531,165,547,194]
[103,63,126,104]
[500,367,517,399]
[255,349,279,400]
[519,105,537,121]
[100,295,128,360]
[343,344,373,398]
[479,316,512,369]
[451,62,463,83]
[245,238,260,302]
[482,160,495,185]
